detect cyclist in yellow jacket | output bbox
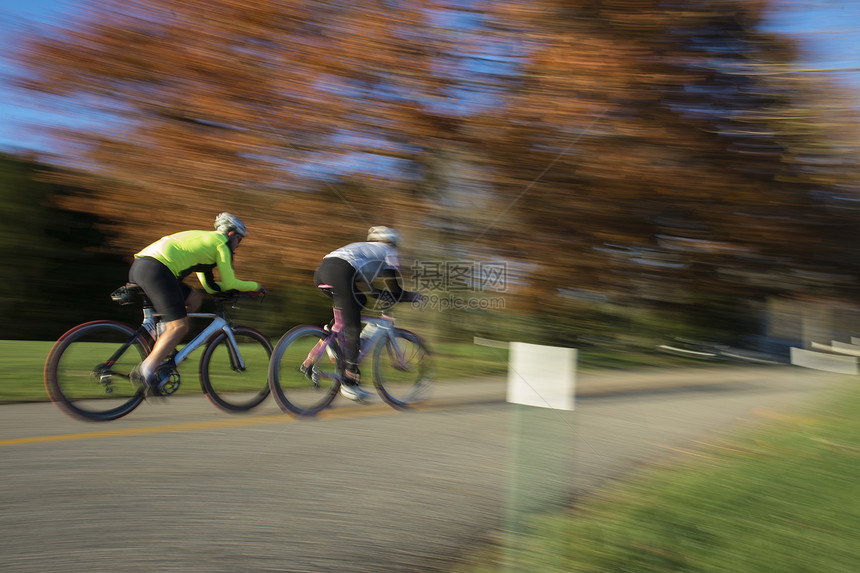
[129,212,265,394]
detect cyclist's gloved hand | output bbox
[249,285,267,298]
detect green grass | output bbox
[450,379,860,573]
[431,343,711,380]
[0,339,248,403]
[1,339,721,404]
[433,342,510,380]
[0,340,55,402]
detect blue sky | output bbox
[766,2,860,73]
[1,0,859,154]
[0,0,80,152]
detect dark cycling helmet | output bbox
[214,212,247,237]
[367,226,400,246]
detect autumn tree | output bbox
[9,0,860,344]
[10,0,459,291]
[450,0,860,340]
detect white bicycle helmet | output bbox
[367,226,400,246]
[214,212,247,237]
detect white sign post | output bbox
[503,342,577,571]
[507,342,576,410]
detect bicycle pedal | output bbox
[155,369,180,395]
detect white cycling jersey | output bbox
[323,241,400,287]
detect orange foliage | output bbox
[9,0,860,314]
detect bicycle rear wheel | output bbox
[268,325,341,416]
[44,321,150,421]
[372,329,433,409]
[199,326,273,412]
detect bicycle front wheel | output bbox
[199,326,273,412]
[44,321,150,421]
[372,329,433,409]
[268,325,342,416]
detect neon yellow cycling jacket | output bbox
[135,230,259,294]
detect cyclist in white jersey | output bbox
[314,226,417,401]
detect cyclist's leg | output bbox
[147,317,189,369]
[185,288,203,312]
[315,258,365,385]
[339,297,362,379]
[129,257,190,382]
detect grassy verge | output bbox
[450,379,860,572]
[0,339,227,403]
[0,340,55,402]
[1,339,723,404]
[433,342,715,379]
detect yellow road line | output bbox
[0,398,484,447]
[0,414,297,446]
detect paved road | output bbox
[0,366,847,572]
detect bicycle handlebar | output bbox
[211,289,267,306]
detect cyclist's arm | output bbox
[210,243,260,293]
[370,268,418,303]
[196,269,221,294]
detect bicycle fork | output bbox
[222,328,247,372]
[380,330,411,372]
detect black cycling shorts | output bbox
[129,256,192,323]
[314,257,364,364]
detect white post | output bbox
[502,342,577,571]
[507,342,576,410]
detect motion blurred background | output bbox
[3,0,860,360]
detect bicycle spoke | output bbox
[269,326,341,415]
[200,327,272,412]
[372,329,433,408]
[45,322,148,421]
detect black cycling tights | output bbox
[314,257,365,370]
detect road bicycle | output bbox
[268,294,433,416]
[44,283,272,422]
